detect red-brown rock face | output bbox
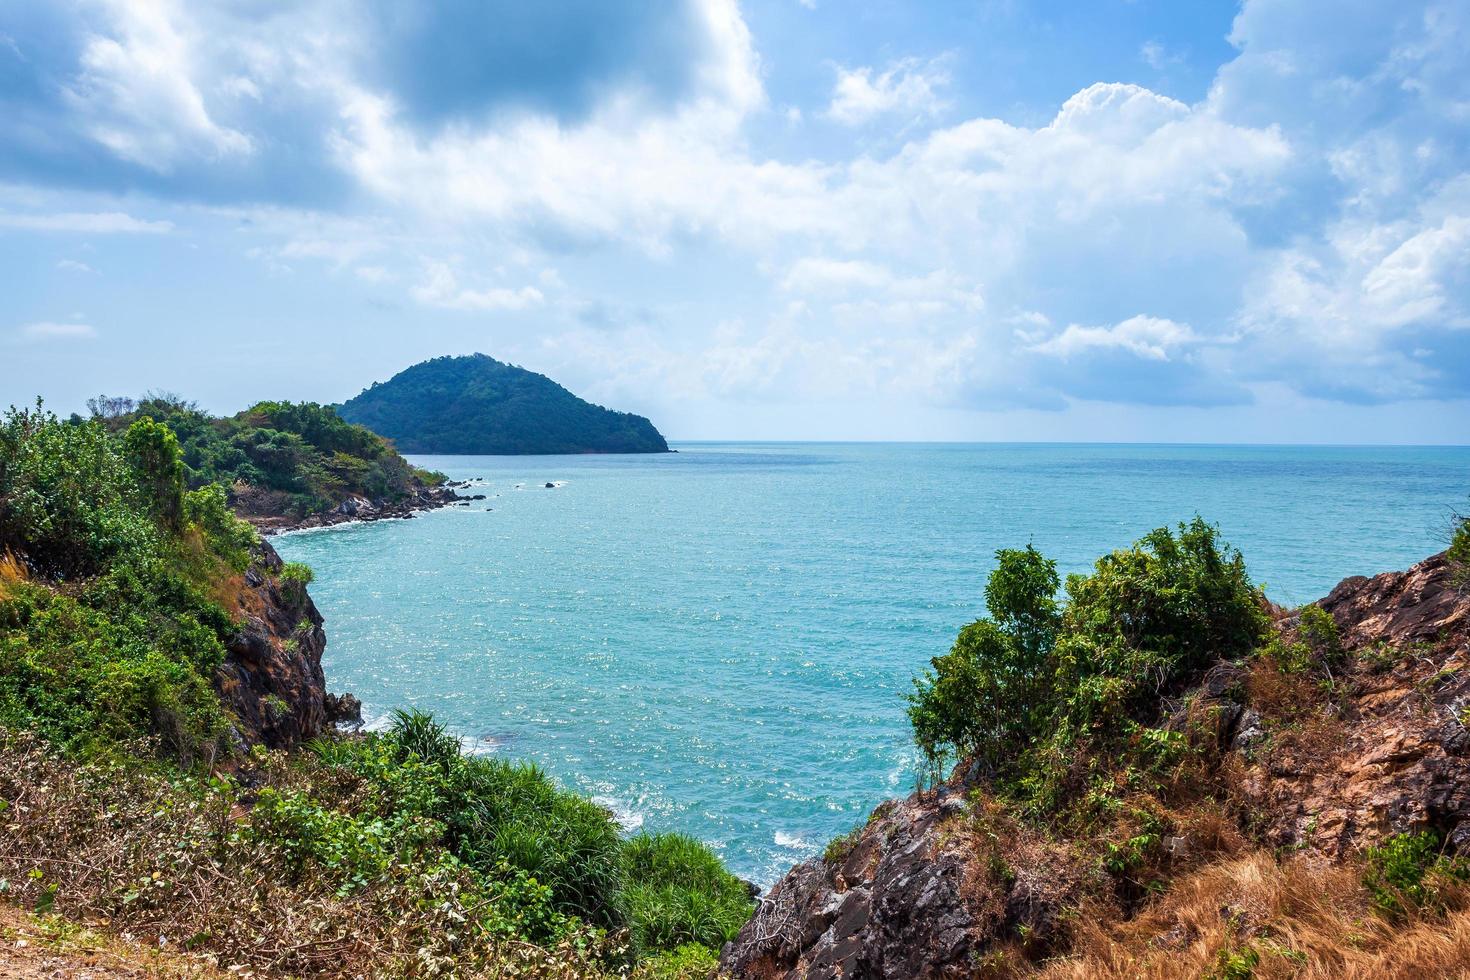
[1240,552,1470,855]
[214,539,328,749]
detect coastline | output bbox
[244,483,463,536]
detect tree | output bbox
[86,394,135,419]
[908,545,1060,776]
[124,417,186,530]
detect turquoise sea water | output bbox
[274,442,1469,884]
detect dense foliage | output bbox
[337,354,670,455]
[93,394,444,517]
[909,517,1267,811]
[0,403,256,762]
[305,710,753,957]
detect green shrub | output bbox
[1363,831,1470,919]
[0,406,238,763]
[619,832,754,953]
[278,562,314,608]
[309,711,751,955]
[183,484,258,572]
[1267,604,1343,675]
[0,403,158,580]
[632,943,721,980]
[1052,518,1264,734]
[122,417,186,530]
[908,545,1059,776]
[1449,514,1470,587]
[909,519,1266,817]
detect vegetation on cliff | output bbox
[0,401,748,978]
[908,517,1265,813]
[337,354,670,455]
[87,393,446,519]
[730,521,1470,978]
[0,403,255,762]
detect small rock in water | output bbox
[545,482,555,488]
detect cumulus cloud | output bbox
[64,0,252,171]
[0,0,1467,416]
[1029,316,1202,361]
[825,57,950,126]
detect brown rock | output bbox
[214,539,329,749]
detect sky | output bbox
[1,0,1468,443]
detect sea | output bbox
[273,442,1469,884]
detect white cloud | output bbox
[1029,316,1201,361]
[0,211,173,233]
[20,321,97,341]
[412,263,544,312]
[64,0,252,170]
[5,0,1468,414]
[55,259,94,273]
[826,57,950,126]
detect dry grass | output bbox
[1036,850,1470,979]
[0,550,27,601]
[0,904,229,978]
[0,731,611,979]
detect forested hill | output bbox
[88,394,447,524]
[336,354,670,455]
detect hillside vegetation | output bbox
[337,354,670,455]
[0,403,749,979]
[727,518,1470,978]
[87,393,445,520]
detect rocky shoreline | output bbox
[234,482,463,535]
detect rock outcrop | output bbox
[722,552,1470,979]
[1237,552,1470,856]
[723,792,1081,979]
[231,482,460,535]
[214,539,330,748]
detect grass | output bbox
[1037,851,1470,979]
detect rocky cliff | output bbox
[722,552,1470,978]
[213,539,340,748]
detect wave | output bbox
[773,830,812,851]
[593,795,645,832]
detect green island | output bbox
[337,354,670,456]
[2,400,1469,978]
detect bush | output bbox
[183,484,259,572]
[278,562,314,608]
[1364,831,1470,919]
[309,711,753,956]
[1266,603,1343,675]
[619,833,753,953]
[0,406,242,763]
[1052,518,1264,735]
[908,545,1059,776]
[0,403,158,580]
[910,519,1267,816]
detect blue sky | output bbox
[1,0,1467,442]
